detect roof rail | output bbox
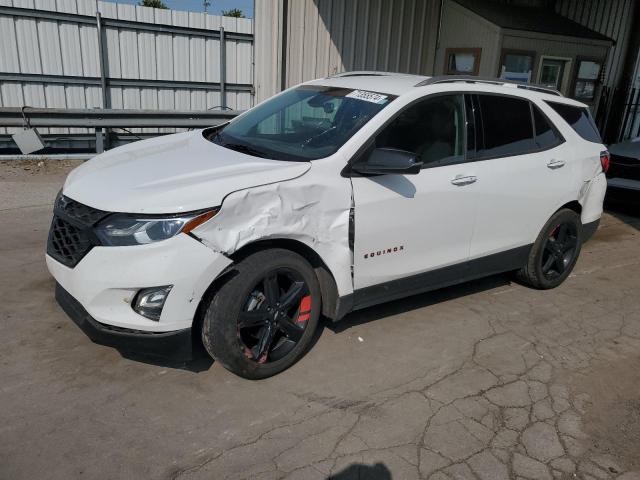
[415,75,562,97]
[326,71,394,79]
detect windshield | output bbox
[207,85,395,161]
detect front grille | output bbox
[48,217,94,267]
[47,195,110,267]
[56,194,110,225]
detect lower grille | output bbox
[47,195,110,268]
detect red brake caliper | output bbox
[297,295,312,323]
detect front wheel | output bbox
[517,209,583,289]
[201,249,321,379]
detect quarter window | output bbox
[532,104,562,150]
[476,94,536,158]
[375,95,466,168]
[546,101,602,144]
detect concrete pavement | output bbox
[1,160,640,480]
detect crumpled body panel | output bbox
[194,160,354,296]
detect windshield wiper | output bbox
[220,141,268,158]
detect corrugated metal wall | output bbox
[555,0,633,90]
[555,0,636,138]
[254,0,442,102]
[254,0,283,104]
[434,0,502,76]
[0,0,254,135]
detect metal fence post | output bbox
[619,88,639,142]
[96,10,109,153]
[95,127,104,153]
[220,26,227,110]
[96,12,109,109]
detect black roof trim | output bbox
[326,71,393,79]
[416,76,562,97]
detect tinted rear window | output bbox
[546,101,602,144]
[477,94,536,158]
[532,104,563,150]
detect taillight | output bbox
[600,151,610,173]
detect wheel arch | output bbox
[556,200,582,216]
[229,238,340,321]
[530,200,584,248]
[194,238,342,334]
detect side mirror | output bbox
[352,148,422,175]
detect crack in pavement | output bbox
[165,219,640,480]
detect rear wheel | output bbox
[517,209,583,289]
[202,249,321,379]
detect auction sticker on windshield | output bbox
[346,90,389,104]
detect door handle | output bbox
[451,175,477,186]
[547,159,566,169]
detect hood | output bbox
[63,131,311,214]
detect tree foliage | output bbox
[221,8,245,17]
[140,0,168,9]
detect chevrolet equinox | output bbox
[47,73,608,379]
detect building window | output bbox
[537,56,572,92]
[573,59,602,101]
[499,50,534,83]
[445,48,481,75]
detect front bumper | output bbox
[46,233,232,332]
[56,283,194,361]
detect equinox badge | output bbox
[364,246,404,259]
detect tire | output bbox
[517,208,583,290]
[201,248,322,379]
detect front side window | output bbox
[208,86,394,161]
[375,94,466,168]
[532,104,563,150]
[476,94,536,158]
[546,101,602,144]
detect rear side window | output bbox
[532,104,563,150]
[476,94,536,158]
[546,101,602,143]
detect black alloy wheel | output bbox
[201,248,321,379]
[238,269,312,364]
[540,222,578,280]
[516,208,583,290]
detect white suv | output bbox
[47,73,608,379]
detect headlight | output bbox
[95,209,218,246]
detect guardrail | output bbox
[0,108,241,154]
